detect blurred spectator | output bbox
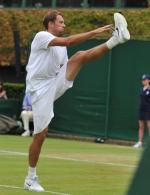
[21,94,33,137]
[134,74,150,148]
[35,2,42,8]
[0,81,8,100]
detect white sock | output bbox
[28,166,36,178]
[106,36,119,50]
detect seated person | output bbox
[21,94,33,137]
[0,81,8,100]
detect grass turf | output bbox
[0,135,142,195]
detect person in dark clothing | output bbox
[134,74,150,148]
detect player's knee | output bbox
[75,50,86,59]
[34,133,46,146]
[43,129,48,138]
[39,128,48,140]
[71,50,86,63]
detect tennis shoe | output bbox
[24,176,44,192]
[133,141,142,148]
[113,12,130,43]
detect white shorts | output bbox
[27,64,73,134]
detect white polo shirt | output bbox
[26,31,68,102]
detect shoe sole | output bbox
[24,184,44,192]
[114,13,130,41]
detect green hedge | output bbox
[4,83,25,99]
[0,8,150,66]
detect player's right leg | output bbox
[24,127,48,192]
[66,12,130,81]
[24,85,55,192]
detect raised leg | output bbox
[66,12,131,81]
[66,43,109,81]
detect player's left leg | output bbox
[66,12,130,81]
[66,43,108,81]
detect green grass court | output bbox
[0,135,142,195]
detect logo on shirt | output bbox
[146,91,149,95]
[60,64,64,68]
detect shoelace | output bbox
[111,26,120,37]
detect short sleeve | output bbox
[34,31,56,49]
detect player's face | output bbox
[142,79,149,86]
[53,15,66,35]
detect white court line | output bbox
[0,150,136,168]
[0,150,27,156]
[44,155,136,168]
[0,185,71,195]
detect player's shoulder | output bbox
[35,31,55,39]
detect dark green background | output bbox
[50,40,150,141]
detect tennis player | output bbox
[24,10,130,192]
[134,74,150,148]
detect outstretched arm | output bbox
[49,25,112,47]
